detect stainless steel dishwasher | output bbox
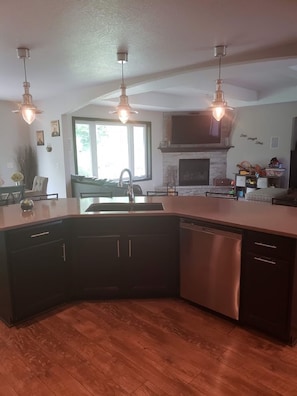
[180,219,242,320]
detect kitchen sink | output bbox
[85,202,164,212]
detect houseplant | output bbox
[11,171,24,185]
[15,145,37,189]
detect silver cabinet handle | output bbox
[62,243,66,262]
[117,240,120,258]
[254,242,277,249]
[30,231,50,238]
[128,239,132,258]
[254,256,276,265]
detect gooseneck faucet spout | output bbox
[118,168,134,202]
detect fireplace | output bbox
[162,148,229,195]
[179,159,210,186]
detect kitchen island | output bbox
[0,195,296,237]
[0,195,297,344]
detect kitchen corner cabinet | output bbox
[70,216,179,299]
[2,220,67,324]
[240,230,297,344]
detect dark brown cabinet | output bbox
[240,230,297,344]
[71,216,179,299]
[72,225,121,298]
[5,221,67,323]
[123,227,178,297]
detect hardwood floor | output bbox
[0,298,296,395]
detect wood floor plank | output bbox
[42,313,145,394]
[0,372,19,396]
[217,326,297,394]
[0,321,93,396]
[59,302,203,394]
[0,298,297,395]
[31,317,130,395]
[131,380,169,396]
[0,333,54,396]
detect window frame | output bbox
[72,116,152,182]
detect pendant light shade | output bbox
[12,48,42,124]
[210,45,232,122]
[110,52,138,124]
[21,82,37,124]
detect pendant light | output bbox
[12,48,42,125]
[110,52,138,124]
[210,45,232,122]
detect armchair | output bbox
[24,176,48,198]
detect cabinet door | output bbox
[71,216,179,299]
[124,231,178,297]
[73,234,121,298]
[10,240,66,322]
[240,231,295,341]
[241,253,291,339]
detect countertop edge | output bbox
[0,197,296,238]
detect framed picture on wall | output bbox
[51,120,60,137]
[36,130,44,146]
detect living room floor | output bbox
[0,298,296,395]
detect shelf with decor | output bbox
[235,172,285,198]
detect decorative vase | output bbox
[20,198,34,212]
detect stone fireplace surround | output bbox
[161,148,231,196]
[159,111,235,196]
[159,111,235,195]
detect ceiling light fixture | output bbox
[110,52,138,124]
[210,45,232,122]
[12,48,42,125]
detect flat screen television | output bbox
[171,112,221,145]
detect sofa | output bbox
[71,174,143,198]
[245,187,287,203]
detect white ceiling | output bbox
[1,0,297,113]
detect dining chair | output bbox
[0,185,25,204]
[80,192,113,198]
[30,193,59,201]
[146,190,178,196]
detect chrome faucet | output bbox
[118,168,134,202]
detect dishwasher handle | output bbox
[180,221,242,241]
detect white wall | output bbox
[0,99,67,195]
[227,102,297,187]
[32,112,67,197]
[0,101,30,185]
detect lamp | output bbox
[110,52,138,124]
[12,48,42,125]
[210,45,232,122]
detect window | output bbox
[73,117,152,181]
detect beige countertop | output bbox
[0,196,296,238]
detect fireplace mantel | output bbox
[159,145,233,153]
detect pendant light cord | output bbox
[218,55,222,80]
[22,57,28,83]
[121,61,124,86]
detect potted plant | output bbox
[11,171,24,185]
